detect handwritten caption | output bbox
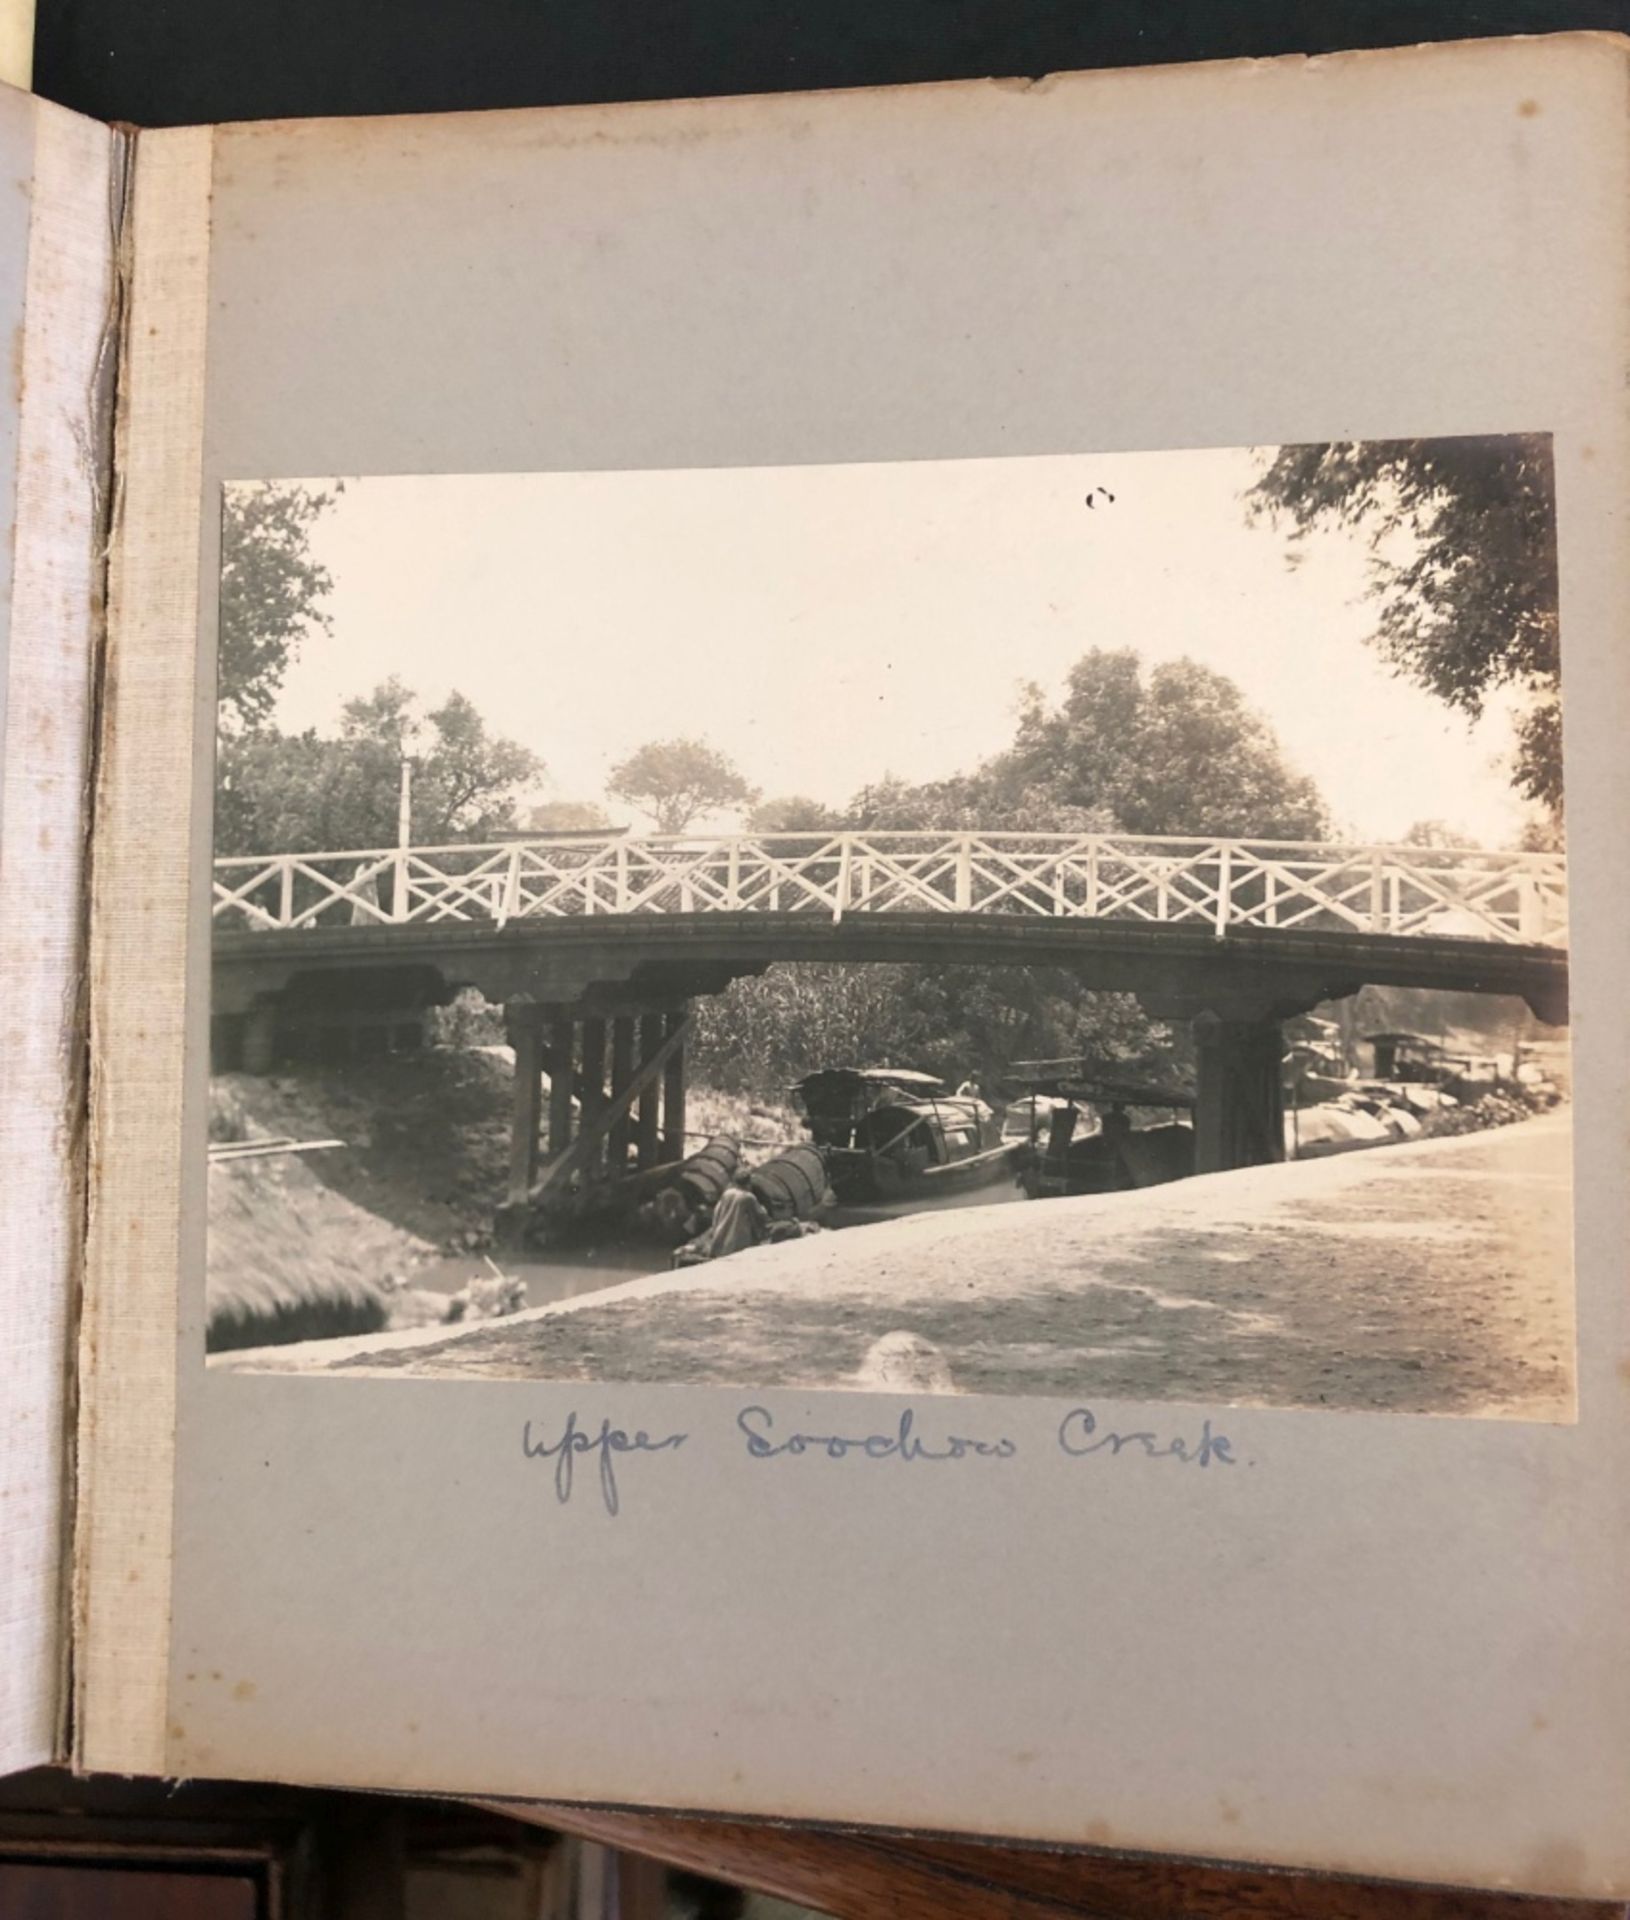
[522,1403,1239,1516]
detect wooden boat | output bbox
[791,1066,1019,1203]
[1008,1072,1196,1199]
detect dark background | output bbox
[30,0,1630,131]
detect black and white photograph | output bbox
[205,434,1572,1417]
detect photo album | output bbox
[3,29,1628,1898]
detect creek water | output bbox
[414,1175,1028,1311]
[412,1241,663,1310]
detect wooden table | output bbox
[6,1770,1624,1919]
[506,1801,1630,1920]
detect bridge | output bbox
[210,830,1569,1213]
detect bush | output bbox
[209,1082,253,1143]
[1419,1082,1560,1139]
[425,987,505,1050]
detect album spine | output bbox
[0,93,124,1778]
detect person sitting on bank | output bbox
[672,1182,771,1269]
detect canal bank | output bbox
[216,1113,1574,1422]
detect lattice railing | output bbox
[212,832,1569,946]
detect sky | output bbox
[247,444,1536,846]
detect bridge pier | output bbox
[1135,988,1296,1176]
[500,997,694,1238]
[241,1002,278,1076]
[213,972,439,1073]
[1191,1011,1286,1176]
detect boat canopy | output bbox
[790,1066,949,1099]
[1018,1073,1195,1111]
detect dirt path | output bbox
[246,1113,1574,1421]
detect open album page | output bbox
[81,35,1630,1893]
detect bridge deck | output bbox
[212,909,1570,1025]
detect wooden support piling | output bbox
[609,1016,636,1172]
[637,1014,663,1169]
[530,1016,693,1204]
[662,1008,687,1161]
[579,1018,607,1176]
[508,1020,544,1205]
[546,1014,575,1156]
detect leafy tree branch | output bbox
[1245,435,1562,813]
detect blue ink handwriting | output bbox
[737,1403,1017,1463]
[522,1412,687,1515]
[1057,1406,1236,1467]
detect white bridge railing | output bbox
[212,831,1568,947]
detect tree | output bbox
[216,722,414,857]
[886,965,1175,1093]
[1245,435,1562,812]
[849,768,1116,835]
[686,961,1175,1102]
[1519,811,1564,854]
[527,798,613,833]
[345,683,540,843]
[689,965,929,1095]
[982,649,1328,838]
[848,653,1323,839]
[218,482,339,732]
[215,679,541,855]
[749,795,844,834]
[818,650,1316,1105]
[606,737,759,832]
[845,773,974,831]
[1401,819,1481,850]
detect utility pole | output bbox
[393,754,412,920]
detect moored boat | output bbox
[1008,1072,1196,1199]
[790,1066,1020,1203]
